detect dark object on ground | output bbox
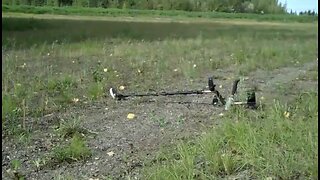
[246,90,257,109]
[109,77,256,110]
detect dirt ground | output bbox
[2,60,318,179]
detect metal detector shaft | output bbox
[123,90,209,97]
[110,88,212,100]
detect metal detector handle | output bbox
[208,77,215,91]
[231,79,240,95]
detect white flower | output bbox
[72,98,79,103]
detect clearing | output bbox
[2,13,318,179]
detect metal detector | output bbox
[109,77,256,110]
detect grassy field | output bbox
[2,13,318,179]
[2,5,319,23]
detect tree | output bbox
[307,10,311,15]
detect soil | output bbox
[2,60,318,180]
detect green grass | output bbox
[30,132,93,170]
[6,159,25,180]
[2,5,318,23]
[52,134,92,163]
[55,116,98,138]
[144,92,318,179]
[55,117,83,138]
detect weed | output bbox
[15,132,31,145]
[52,134,92,163]
[92,66,104,83]
[87,82,104,100]
[47,76,77,95]
[176,117,185,125]
[53,171,74,180]
[150,113,169,127]
[7,159,25,180]
[2,93,21,120]
[32,157,48,171]
[11,159,21,171]
[2,94,27,136]
[55,116,84,138]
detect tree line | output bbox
[3,0,290,14]
[298,10,317,16]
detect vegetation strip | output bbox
[2,5,318,23]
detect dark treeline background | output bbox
[3,0,290,14]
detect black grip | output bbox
[246,90,256,108]
[208,77,215,91]
[231,79,240,95]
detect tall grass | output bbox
[144,92,318,179]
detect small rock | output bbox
[107,151,115,157]
[127,113,135,119]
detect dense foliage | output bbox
[2,0,288,14]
